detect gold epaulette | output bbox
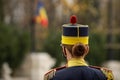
[90,66,114,80]
[44,66,66,80]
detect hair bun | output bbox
[72,43,86,57]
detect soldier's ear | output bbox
[62,46,67,57]
[85,45,89,55]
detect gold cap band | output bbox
[62,36,89,45]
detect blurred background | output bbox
[0,0,120,80]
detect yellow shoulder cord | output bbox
[101,68,114,80]
[44,69,56,80]
[44,66,66,80]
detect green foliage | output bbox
[86,32,106,66]
[42,29,65,67]
[0,23,30,71]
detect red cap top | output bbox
[70,15,77,25]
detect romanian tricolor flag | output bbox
[35,2,48,27]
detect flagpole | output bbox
[107,0,113,60]
[30,0,38,52]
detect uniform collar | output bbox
[67,58,88,67]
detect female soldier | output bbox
[44,15,114,80]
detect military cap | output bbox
[61,15,89,45]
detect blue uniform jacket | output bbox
[50,66,106,80]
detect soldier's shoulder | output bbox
[90,66,114,80]
[44,66,66,80]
